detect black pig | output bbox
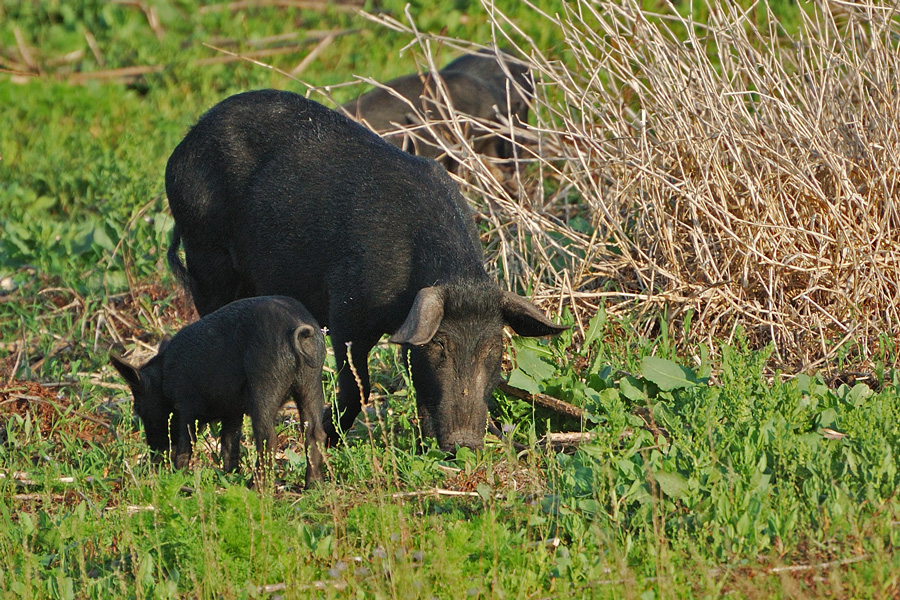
[165,89,565,452]
[110,296,327,488]
[341,50,532,169]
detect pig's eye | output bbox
[432,338,446,354]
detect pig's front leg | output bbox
[172,415,196,470]
[220,413,244,473]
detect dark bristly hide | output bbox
[165,90,566,452]
[110,296,327,488]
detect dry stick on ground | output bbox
[498,381,585,421]
[766,555,870,574]
[198,0,361,13]
[0,472,116,486]
[392,488,482,499]
[487,423,595,453]
[10,494,66,502]
[67,64,165,83]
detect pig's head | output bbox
[110,346,174,460]
[390,283,566,453]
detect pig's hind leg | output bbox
[246,388,280,490]
[294,381,327,489]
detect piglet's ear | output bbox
[110,354,144,393]
[293,324,326,369]
[390,286,444,346]
[500,291,568,337]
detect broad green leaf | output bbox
[848,383,873,407]
[92,222,116,252]
[817,407,838,429]
[508,369,541,394]
[583,306,607,348]
[641,357,698,391]
[476,483,493,502]
[578,443,607,461]
[511,344,557,383]
[619,376,647,402]
[653,471,690,500]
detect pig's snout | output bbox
[439,431,485,454]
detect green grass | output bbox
[2,0,898,598]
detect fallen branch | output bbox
[1,472,113,487]
[392,488,481,499]
[0,67,37,78]
[767,555,869,574]
[106,504,156,513]
[545,431,595,446]
[498,381,585,420]
[10,493,65,502]
[487,422,597,453]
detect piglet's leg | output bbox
[248,397,278,490]
[220,413,244,473]
[296,383,327,489]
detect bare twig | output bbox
[196,45,308,66]
[289,32,335,76]
[260,583,286,594]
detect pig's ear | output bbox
[293,324,325,369]
[110,354,144,392]
[390,286,444,346]
[500,291,568,337]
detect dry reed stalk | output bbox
[353,0,900,372]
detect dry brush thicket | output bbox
[358,0,900,372]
